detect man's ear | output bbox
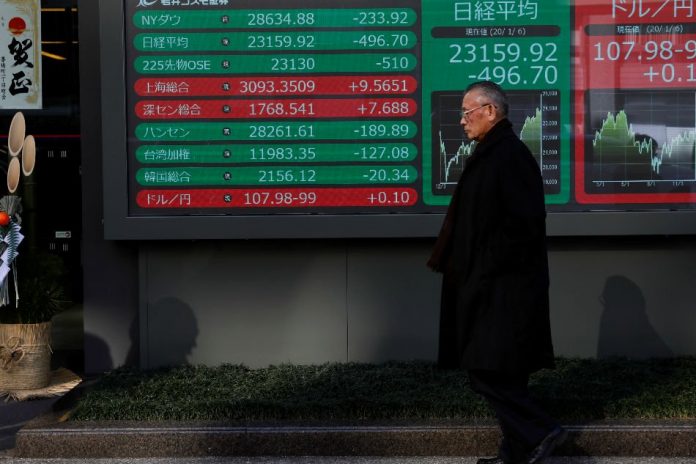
[486,104,498,122]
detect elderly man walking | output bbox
[428,81,566,464]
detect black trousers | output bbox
[468,369,558,463]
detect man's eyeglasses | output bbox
[460,103,493,121]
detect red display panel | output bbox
[136,187,418,208]
[575,0,696,204]
[134,76,419,97]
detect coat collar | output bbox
[469,118,514,162]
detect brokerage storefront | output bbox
[8,1,696,373]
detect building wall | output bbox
[110,238,696,370]
[80,0,139,373]
[79,0,696,372]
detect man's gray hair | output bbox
[465,81,509,118]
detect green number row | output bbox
[134,54,417,74]
[134,8,416,29]
[136,121,417,142]
[137,165,418,186]
[135,31,417,51]
[136,143,418,163]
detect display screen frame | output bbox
[101,0,696,239]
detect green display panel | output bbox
[421,2,570,205]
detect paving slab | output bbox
[0,397,60,451]
[4,458,696,464]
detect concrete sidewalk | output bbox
[3,458,696,464]
[11,419,696,459]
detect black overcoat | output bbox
[429,119,555,374]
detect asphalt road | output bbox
[2,457,696,463]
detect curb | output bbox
[14,421,696,458]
